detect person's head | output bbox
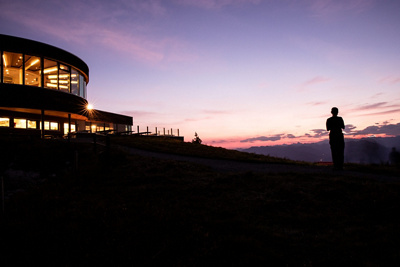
[331,107,339,116]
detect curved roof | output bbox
[0,34,89,83]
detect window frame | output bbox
[1,51,87,97]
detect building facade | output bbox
[0,34,132,138]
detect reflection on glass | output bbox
[3,51,23,84]
[79,75,86,98]
[59,64,70,93]
[14,119,27,128]
[44,58,58,89]
[0,118,10,127]
[24,55,41,87]
[71,68,79,95]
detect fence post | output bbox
[137,125,139,135]
[155,127,158,136]
[171,128,173,136]
[178,129,179,136]
[163,128,165,135]
[147,126,149,135]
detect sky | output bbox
[1,0,399,149]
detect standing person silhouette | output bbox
[326,107,345,170]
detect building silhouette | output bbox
[0,34,132,138]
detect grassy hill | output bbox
[1,136,400,266]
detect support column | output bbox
[41,109,45,139]
[68,114,72,133]
[68,113,72,141]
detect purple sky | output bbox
[1,0,399,148]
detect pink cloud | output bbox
[0,0,196,64]
[174,0,261,9]
[306,0,375,18]
[379,76,400,85]
[307,101,328,106]
[302,76,331,86]
[359,108,400,117]
[297,76,331,92]
[349,102,400,115]
[356,102,389,110]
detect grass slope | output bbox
[1,137,400,266]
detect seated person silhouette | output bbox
[326,107,345,170]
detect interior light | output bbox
[2,55,7,67]
[59,85,69,89]
[47,75,58,79]
[25,59,40,70]
[87,103,94,110]
[43,67,58,74]
[46,83,58,88]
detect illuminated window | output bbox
[24,55,41,87]
[59,64,70,93]
[50,122,58,130]
[28,120,37,129]
[43,58,58,90]
[0,118,10,127]
[63,123,76,135]
[3,51,23,84]
[44,121,50,130]
[14,119,27,129]
[40,121,58,131]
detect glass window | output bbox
[79,75,86,98]
[3,51,23,84]
[59,64,70,93]
[1,51,2,83]
[0,118,10,127]
[27,120,37,129]
[63,123,76,135]
[40,121,58,130]
[14,119,27,129]
[43,58,58,89]
[24,55,41,87]
[71,68,79,95]
[50,122,58,130]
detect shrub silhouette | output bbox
[192,132,202,144]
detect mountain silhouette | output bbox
[240,136,400,164]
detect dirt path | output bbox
[117,145,400,181]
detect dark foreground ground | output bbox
[1,137,400,266]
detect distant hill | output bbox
[239,136,400,164]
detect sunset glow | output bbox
[1,0,399,149]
